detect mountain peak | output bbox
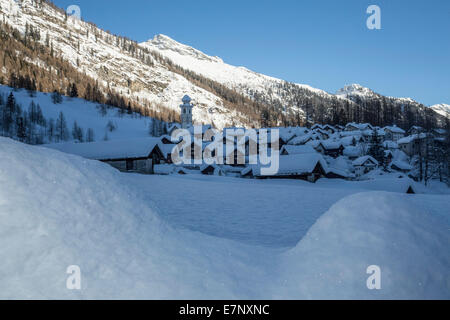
[151,34,178,45]
[142,34,223,63]
[336,84,374,97]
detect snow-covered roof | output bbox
[323,124,336,131]
[384,125,405,134]
[287,133,313,145]
[167,123,181,133]
[391,160,413,171]
[397,133,427,144]
[433,128,447,135]
[383,141,399,149]
[343,146,361,158]
[362,128,385,136]
[327,167,351,178]
[306,140,321,148]
[320,141,343,150]
[352,155,378,166]
[290,127,310,136]
[339,136,358,146]
[44,137,163,160]
[253,153,328,177]
[280,145,317,155]
[279,130,296,143]
[354,176,418,194]
[159,144,177,158]
[339,131,363,138]
[346,122,373,130]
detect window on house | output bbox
[126,160,134,171]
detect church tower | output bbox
[180,95,193,129]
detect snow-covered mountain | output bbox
[336,83,417,105]
[0,0,447,128]
[336,84,376,99]
[0,0,250,128]
[141,34,334,103]
[142,35,448,126]
[431,104,450,119]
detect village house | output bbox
[343,146,362,160]
[313,128,330,140]
[362,128,385,143]
[345,123,373,132]
[166,123,181,137]
[390,160,413,174]
[287,133,314,146]
[322,124,337,134]
[252,153,328,183]
[44,137,165,174]
[432,128,447,140]
[383,125,406,142]
[397,133,428,156]
[326,167,351,180]
[407,126,423,136]
[280,144,317,156]
[383,140,399,151]
[352,155,379,177]
[315,141,344,158]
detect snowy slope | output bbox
[0,85,152,142]
[431,103,450,119]
[141,34,339,105]
[1,138,449,299]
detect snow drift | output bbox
[275,192,450,299]
[0,137,270,299]
[0,138,449,299]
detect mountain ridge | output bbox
[0,0,448,129]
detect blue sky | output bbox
[53,0,450,106]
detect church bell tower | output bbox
[180,95,193,129]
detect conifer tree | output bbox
[368,129,385,168]
[55,112,69,142]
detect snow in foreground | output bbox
[0,138,449,299]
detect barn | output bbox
[44,137,165,174]
[253,153,328,183]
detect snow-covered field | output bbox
[0,138,449,299]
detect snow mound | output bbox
[0,138,268,299]
[275,192,450,299]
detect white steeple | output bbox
[180,95,193,129]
